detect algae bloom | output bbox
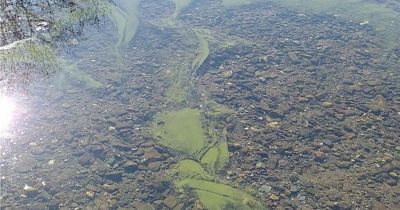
[152,108,264,209]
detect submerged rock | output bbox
[288,51,299,63]
[221,70,234,78]
[163,195,178,209]
[104,171,123,182]
[370,94,389,115]
[14,154,38,173]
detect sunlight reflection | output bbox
[0,94,16,137]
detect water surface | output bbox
[1,0,400,209]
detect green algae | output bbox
[165,64,191,102]
[149,11,265,209]
[151,107,265,209]
[109,0,140,68]
[110,0,140,49]
[0,38,57,66]
[192,30,210,75]
[51,0,138,70]
[173,0,193,18]
[200,147,220,172]
[216,142,229,169]
[62,62,104,89]
[175,159,215,180]
[200,142,229,173]
[165,83,188,102]
[0,38,102,89]
[206,101,235,118]
[176,178,264,210]
[223,0,254,7]
[152,108,207,157]
[53,0,110,35]
[262,0,400,46]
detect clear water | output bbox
[1,0,400,209]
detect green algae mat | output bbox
[152,108,264,209]
[152,108,207,157]
[150,2,266,208]
[173,0,194,18]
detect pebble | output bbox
[221,70,233,78]
[23,184,37,192]
[78,153,92,166]
[163,195,178,208]
[228,143,242,151]
[322,101,333,108]
[15,155,38,173]
[298,195,306,201]
[322,139,334,148]
[313,151,326,162]
[334,113,345,121]
[288,51,299,63]
[267,122,279,128]
[325,134,341,143]
[148,161,162,170]
[144,148,161,160]
[256,162,265,169]
[86,191,95,198]
[122,160,138,173]
[388,172,398,178]
[266,156,279,169]
[259,185,272,193]
[269,194,280,201]
[290,186,300,194]
[103,184,118,193]
[104,171,123,182]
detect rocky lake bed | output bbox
[1,0,400,209]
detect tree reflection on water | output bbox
[0,0,108,93]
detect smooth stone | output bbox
[388,172,398,178]
[259,185,272,193]
[288,51,299,63]
[147,161,161,170]
[290,186,300,194]
[256,161,265,169]
[370,94,388,114]
[144,148,161,160]
[322,101,333,108]
[322,139,334,148]
[122,161,138,173]
[313,151,326,162]
[325,134,341,143]
[15,155,38,173]
[104,171,123,182]
[163,195,178,209]
[78,153,92,166]
[221,70,233,78]
[110,140,131,151]
[334,114,345,121]
[266,156,279,169]
[269,194,280,201]
[267,121,279,128]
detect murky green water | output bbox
[1,0,400,209]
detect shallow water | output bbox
[1,0,400,209]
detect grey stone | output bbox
[259,185,272,193]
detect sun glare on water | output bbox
[0,94,16,137]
